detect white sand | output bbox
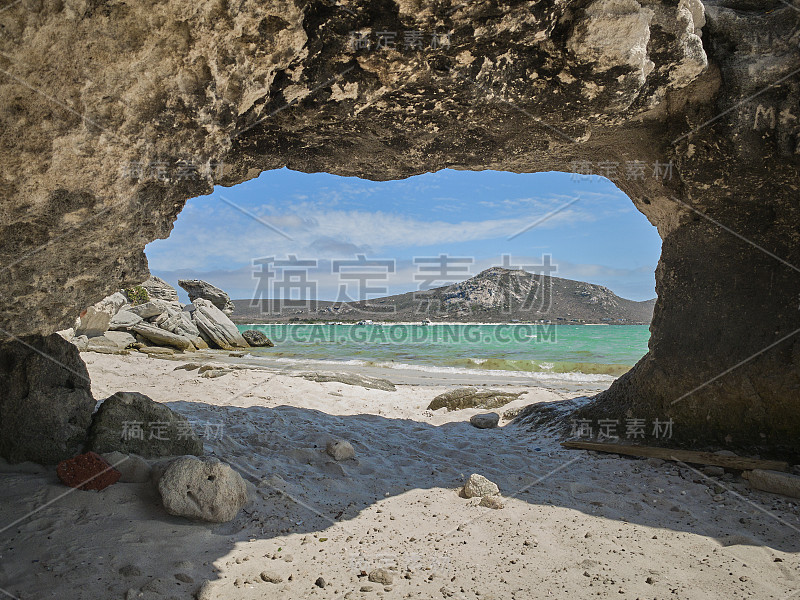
[1,352,798,599]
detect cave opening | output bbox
[143,167,662,386]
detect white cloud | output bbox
[147,204,596,271]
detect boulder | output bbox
[109,309,142,330]
[75,292,128,337]
[56,327,75,342]
[158,311,208,349]
[140,276,180,303]
[470,412,500,429]
[191,299,248,350]
[179,279,235,314]
[87,330,137,353]
[131,323,195,351]
[0,334,96,464]
[462,474,500,498]
[427,388,523,411]
[56,451,121,491]
[158,456,248,522]
[74,306,112,337]
[326,439,355,461]
[241,329,274,347]
[95,291,128,315]
[128,300,175,319]
[86,391,203,458]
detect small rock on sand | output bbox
[470,412,500,429]
[56,451,121,491]
[427,387,523,411]
[368,568,393,585]
[315,576,326,588]
[326,439,355,461]
[260,570,283,583]
[462,474,500,498]
[479,495,504,509]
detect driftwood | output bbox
[561,441,789,472]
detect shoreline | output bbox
[143,348,619,392]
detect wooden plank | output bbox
[561,441,789,472]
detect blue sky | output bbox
[146,168,662,303]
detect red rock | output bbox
[56,451,121,491]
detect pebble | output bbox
[315,577,326,588]
[260,570,283,583]
[326,439,355,461]
[462,474,500,498]
[368,568,393,585]
[479,496,504,509]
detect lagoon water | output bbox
[236,323,651,384]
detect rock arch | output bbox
[0,0,798,455]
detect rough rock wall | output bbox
[0,0,798,453]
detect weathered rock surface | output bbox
[56,451,121,491]
[470,412,500,429]
[179,280,235,314]
[158,456,248,522]
[128,301,176,320]
[140,276,180,304]
[109,310,143,330]
[0,0,798,456]
[303,372,396,392]
[428,388,523,411]
[191,299,248,350]
[462,474,500,498]
[241,329,274,347]
[86,391,203,458]
[158,311,208,350]
[0,335,95,464]
[130,323,195,351]
[87,330,138,353]
[74,306,112,338]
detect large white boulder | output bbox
[158,456,248,523]
[131,323,195,351]
[191,299,248,350]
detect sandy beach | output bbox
[1,351,798,600]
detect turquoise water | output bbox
[236,323,651,380]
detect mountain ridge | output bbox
[231,267,656,324]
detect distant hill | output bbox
[232,267,656,324]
